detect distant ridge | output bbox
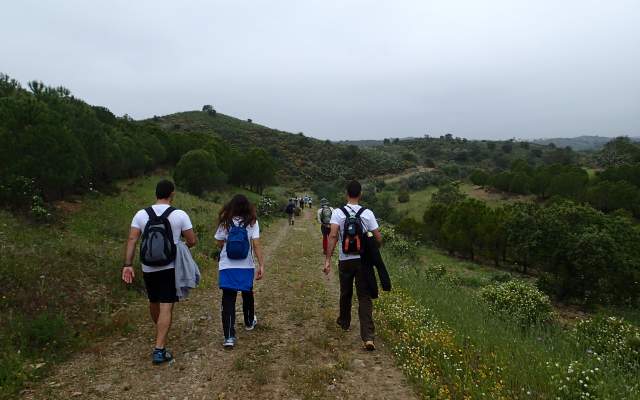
[532,135,640,151]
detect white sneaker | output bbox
[245,315,258,331]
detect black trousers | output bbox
[338,258,375,341]
[221,289,254,339]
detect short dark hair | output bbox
[156,180,175,199]
[346,180,362,198]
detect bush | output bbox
[490,272,512,283]
[256,196,279,219]
[174,149,226,196]
[573,316,640,370]
[480,280,554,327]
[379,225,418,259]
[19,313,74,354]
[397,190,410,203]
[396,217,424,240]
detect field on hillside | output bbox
[384,180,535,223]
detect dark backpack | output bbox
[140,207,176,267]
[226,220,251,260]
[340,206,367,255]
[286,203,295,214]
[320,205,333,224]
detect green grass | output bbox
[385,181,535,223]
[0,174,269,398]
[388,186,436,220]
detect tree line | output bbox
[471,153,640,218]
[0,74,276,215]
[397,184,640,306]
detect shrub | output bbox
[490,272,512,283]
[397,190,410,203]
[379,225,418,259]
[256,196,279,218]
[396,217,424,240]
[19,313,74,354]
[480,280,554,327]
[174,149,226,196]
[573,316,640,370]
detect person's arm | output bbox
[372,228,382,247]
[323,224,340,275]
[253,238,265,280]
[182,228,197,248]
[122,227,141,284]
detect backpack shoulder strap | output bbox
[355,207,367,218]
[159,206,176,219]
[145,207,157,219]
[339,206,350,217]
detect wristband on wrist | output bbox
[123,263,132,268]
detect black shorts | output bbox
[143,268,178,303]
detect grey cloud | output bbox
[2,0,639,140]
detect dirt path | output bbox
[24,210,417,400]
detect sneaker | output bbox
[363,340,376,351]
[336,318,350,331]
[245,315,258,331]
[223,337,236,349]
[152,348,173,364]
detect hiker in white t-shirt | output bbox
[323,180,382,351]
[214,194,265,348]
[121,180,197,365]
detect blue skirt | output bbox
[219,268,254,292]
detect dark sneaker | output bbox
[152,348,173,364]
[245,315,258,331]
[223,337,236,349]
[336,318,350,331]
[363,340,376,351]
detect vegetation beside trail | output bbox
[376,228,640,399]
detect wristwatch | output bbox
[123,263,133,268]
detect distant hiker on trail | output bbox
[215,194,265,348]
[299,197,305,209]
[122,180,198,365]
[286,199,296,225]
[324,180,382,351]
[317,198,334,255]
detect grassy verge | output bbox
[0,174,269,398]
[376,254,639,399]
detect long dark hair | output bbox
[218,194,257,230]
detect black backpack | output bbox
[286,203,295,214]
[140,207,176,267]
[340,206,367,255]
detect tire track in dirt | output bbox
[24,210,417,400]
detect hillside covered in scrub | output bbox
[150,110,409,183]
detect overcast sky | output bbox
[3,0,639,140]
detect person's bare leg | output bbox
[149,302,160,324]
[155,303,174,349]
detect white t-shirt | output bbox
[131,204,193,273]
[215,218,260,270]
[330,204,379,261]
